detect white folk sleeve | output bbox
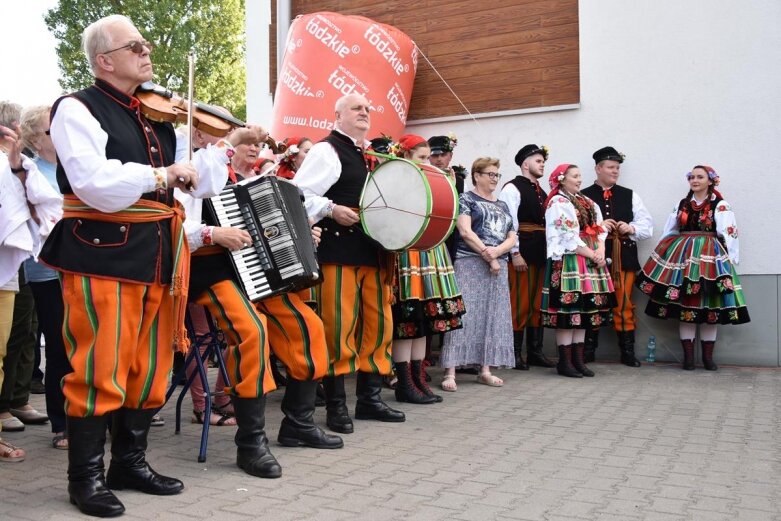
[174,190,208,250]
[185,140,232,199]
[714,199,740,265]
[660,206,680,239]
[629,191,654,241]
[497,183,521,253]
[293,142,341,222]
[50,98,159,212]
[545,196,584,260]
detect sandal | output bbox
[150,414,165,427]
[52,432,69,450]
[0,438,26,462]
[192,409,236,426]
[212,402,235,417]
[476,372,504,387]
[441,374,457,392]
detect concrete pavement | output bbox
[2,362,780,520]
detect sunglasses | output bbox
[101,40,154,55]
[479,172,502,180]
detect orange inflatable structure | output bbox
[269,12,418,142]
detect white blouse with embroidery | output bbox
[544,194,605,260]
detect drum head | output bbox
[360,159,429,250]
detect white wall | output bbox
[406,0,781,275]
[249,0,781,275]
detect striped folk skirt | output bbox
[541,244,617,329]
[636,232,750,324]
[392,243,465,339]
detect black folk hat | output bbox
[514,144,548,167]
[593,146,625,164]
[428,135,455,155]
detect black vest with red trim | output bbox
[315,131,382,267]
[39,79,178,284]
[505,176,548,266]
[580,183,640,271]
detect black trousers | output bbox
[29,279,72,434]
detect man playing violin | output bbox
[295,93,405,435]
[38,14,265,518]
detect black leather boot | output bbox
[278,378,344,449]
[681,339,695,370]
[106,408,184,495]
[411,359,443,403]
[512,330,529,370]
[315,381,326,407]
[617,330,642,367]
[232,396,282,478]
[701,340,718,371]
[571,342,595,377]
[394,361,437,404]
[526,327,555,367]
[583,329,599,363]
[270,355,287,387]
[67,415,125,518]
[354,371,406,422]
[556,345,583,378]
[322,375,353,434]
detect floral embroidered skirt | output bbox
[636,232,750,324]
[440,256,514,368]
[541,248,617,329]
[392,243,465,340]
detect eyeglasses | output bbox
[101,40,154,55]
[479,172,502,180]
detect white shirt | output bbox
[0,152,63,287]
[50,97,230,213]
[294,128,369,222]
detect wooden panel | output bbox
[272,0,580,119]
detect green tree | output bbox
[44,0,248,119]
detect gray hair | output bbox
[82,14,135,74]
[20,105,52,152]
[0,101,23,128]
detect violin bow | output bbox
[186,51,195,162]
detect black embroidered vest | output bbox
[505,176,547,266]
[581,183,640,271]
[316,131,382,267]
[39,79,178,284]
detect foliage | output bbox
[44,0,247,119]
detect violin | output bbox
[135,82,287,154]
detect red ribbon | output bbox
[581,224,604,238]
[603,188,612,200]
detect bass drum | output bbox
[359,158,458,251]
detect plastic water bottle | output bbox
[646,335,656,363]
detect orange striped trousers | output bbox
[61,274,175,417]
[255,292,329,381]
[611,270,637,332]
[314,264,393,377]
[192,279,276,398]
[508,263,544,331]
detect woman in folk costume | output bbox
[275,137,313,180]
[541,164,616,378]
[389,134,465,403]
[636,165,749,370]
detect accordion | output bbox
[204,175,321,302]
